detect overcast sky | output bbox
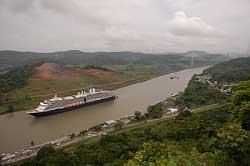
[0,0,250,53]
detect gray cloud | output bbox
[0,0,36,13]
[169,11,223,38]
[0,0,249,53]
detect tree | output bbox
[70,133,76,138]
[7,104,14,112]
[176,110,192,120]
[114,121,125,130]
[146,103,164,119]
[238,102,250,130]
[93,125,102,132]
[37,145,56,161]
[134,111,142,121]
[230,89,250,130]
[30,140,34,146]
[231,81,250,92]
[80,130,88,136]
[126,141,207,166]
[216,123,249,164]
[126,141,169,165]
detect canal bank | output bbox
[2,103,228,165]
[0,67,206,153]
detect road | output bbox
[1,103,228,165]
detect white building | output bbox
[102,120,117,128]
[166,108,178,114]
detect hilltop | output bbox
[0,50,229,69]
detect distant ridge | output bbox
[0,50,230,68]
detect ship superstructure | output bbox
[27,88,117,117]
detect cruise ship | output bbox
[27,88,117,117]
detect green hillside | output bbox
[203,57,250,83]
[0,50,229,113]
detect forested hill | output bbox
[176,57,250,109]
[0,50,229,68]
[203,57,250,83]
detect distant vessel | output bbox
[27,88,117,117]
[170,76,179,80]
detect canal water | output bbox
[0,67,206,153]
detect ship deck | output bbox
[44,92,114,111]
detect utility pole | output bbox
[247,43,250,57]
[228,50,231,57]
[191,55,194,67]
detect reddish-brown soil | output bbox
[31,63,114,80]
[32,63,80,80]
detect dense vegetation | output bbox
[203,57,250,83]
[13,105,232,166]
[83,65,111,71]
[0,66,31,93]
[230,81,250,131]
[176,57,250,109]
[175,78,229,108]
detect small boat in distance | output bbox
[27,88,117,117]
[170,76,179,80]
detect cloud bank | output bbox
[169,11,221,37]
[0,0,249,53]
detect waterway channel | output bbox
[0,67,206,153]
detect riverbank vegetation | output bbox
[0,66,31,93]
[176,57,250,109]
[175,76,230,109]
[203,57,250,83]
[12,105,231,166]
[11,81,250,166]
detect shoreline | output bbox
[0,66,202,115]
[1,103,228,165]
[0,66,207,157]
